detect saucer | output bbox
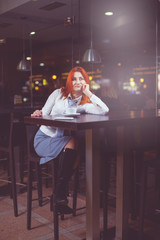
[63,113,80,117]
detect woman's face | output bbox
[72,71,86,93]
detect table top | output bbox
[0,104,43,115]
[24,109,160,131]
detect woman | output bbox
[31,66,109,213]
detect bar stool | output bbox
[100,127,117,239]
[26,124,81,240]
[0,112,26,217]
[139,157,160,240]
[129,122,158,220]
[129,122,160,239]
[101,155,116,240]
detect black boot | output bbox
[55,148,77,207]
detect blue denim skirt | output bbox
[34,129,71,164]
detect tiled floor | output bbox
[0,181,115,240]
[1,181,160,240]
[1,163,160,240]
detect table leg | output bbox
[14,146,20,186]
[115,126,129,240]
[85,129,100,240]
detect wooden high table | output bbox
[24,109,160,240]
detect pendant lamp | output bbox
[82,44,101,63]
[82,0,101,63]
[17,59,30,71]
[17,26,30,71]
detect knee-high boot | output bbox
[55,148,77,205]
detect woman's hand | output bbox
[82,84,93,98]
[31,110,42,117]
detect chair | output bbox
[0,112,26,217]
[26,124,81,240]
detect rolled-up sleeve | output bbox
[77,94,109,115]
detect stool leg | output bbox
[158,175,160,210]
[45,164,49,188]
[27,161,33,230]
[52,161,59,240]
[10,149,18,217]
[139,162,148,240]
[72,167,79,216]
[50,193,59,240]
[130,150,137,220]
[7,155,13,199]
[19,147,25,184]
[155,168,160,210]
[53,196,59,240]
[102,180,108,240]
[36,163,42,207]
[102,158,111,240]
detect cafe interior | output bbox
[0,0,160,239]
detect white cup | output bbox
[65,107,77,114]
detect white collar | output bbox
[68,93,82,102]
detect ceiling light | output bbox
[102,39,110,44]
[105,12,113,16]
[30,31,35,35]
[0,39,6,44]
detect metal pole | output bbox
[30,33,33,108]
[156,0,159,109]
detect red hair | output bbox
[61,66,91,105]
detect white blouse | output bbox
[40,88,109,137]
